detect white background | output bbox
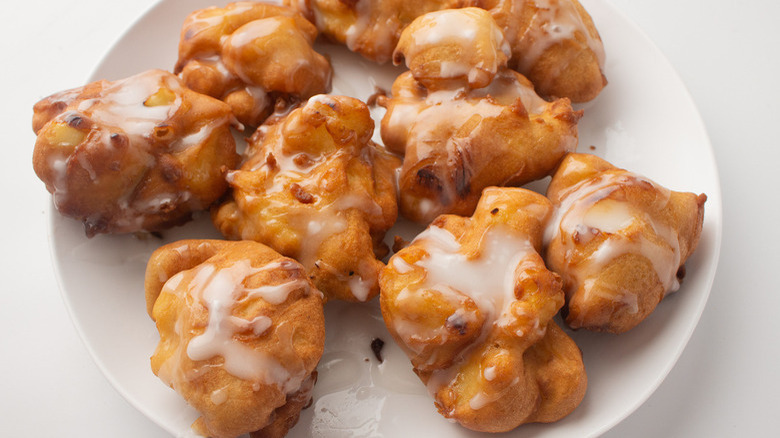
[2,0,778,436]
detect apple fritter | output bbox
[145,239,325,438]
[175,1,332,127]
[392,7,512,91]
[212,94,400,302]
[381,8,580,223]
[32,69,239,237]
[380,187,586,432]
[544,153,707,333]
[478,0,607,102]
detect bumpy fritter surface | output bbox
[544,153,707,333]
[285,0,467,64]
[145,239,325,438]
[212,94,400,302]
[175,1,332,127]
[477,0,606,102]
[381,8,580,223]
[32,69,239,237]
[288,0,605,102]
[380,187,587,432]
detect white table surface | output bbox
[3,0,778,436]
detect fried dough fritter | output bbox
[381,8,580,224]
[212,94,400,302]
[145,239,325,438]
[380,187,586,432]
[175,2,332,127]
[32,69,239,237]
[544,153,707,333]
[287,0,605,102]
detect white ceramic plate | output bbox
[50,0,723,437]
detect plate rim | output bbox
[46,0,724,436]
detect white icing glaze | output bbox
[483,365,497,381]
[344,0,370,51]
[468,375,521,410]
[76,71,182,141]
[347,274,374,302]
[245,277,307,306]
[391,256,414,274]
[582,198,635,233]
[312,258,377,303]
[209,386,230,405]
[412,10,477,46]
[411,225,533,323]
[47,154,69,206]
[468,391,497,410]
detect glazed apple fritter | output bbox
[145,239,325,438]
[32,69,239,237]
[544,153,707,333]
[175,1,332,127]
[381,8,581,223]
[392,7,512,91]
[380,187,587,432]
[212,94,400,302]
[479,0,606,102]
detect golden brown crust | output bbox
[380,187,586,432]
[519,321,587,423]
[545,153,706,333]
[176,2,332,127]
[146,239,324,438]
[32,69,239,236]
[212,94,400,302]
[249,372,317,438]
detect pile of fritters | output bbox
[381,7,581,223]
[286,0,606,102]
[30,1,709,437]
